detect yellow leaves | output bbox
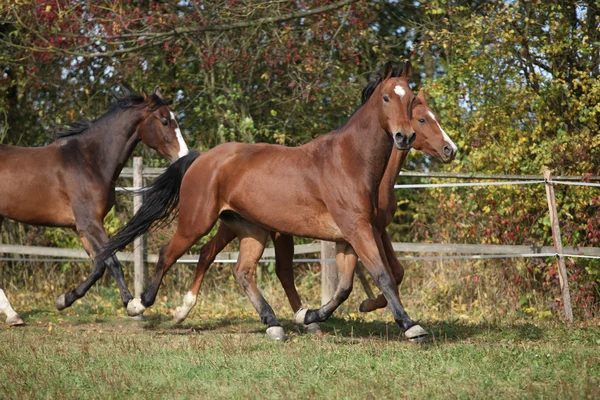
[45,5,51,12]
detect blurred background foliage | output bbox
[1,0,599,320]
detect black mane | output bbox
[54,93,170,139]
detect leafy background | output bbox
[1,0,599,321]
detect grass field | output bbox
[2,304,599,399]
[1,260,599,399]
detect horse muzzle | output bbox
[439,142,457,162]
[394,131,416,150]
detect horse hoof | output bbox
[173,306,189,324]
[6,314,24,326]
[127,298,146,317]
[56,294,68,311]
[405,324,429,343]
[293,308,308,325]
[266,326,288,341]
[359,299,375,313]
[305,322,323,336]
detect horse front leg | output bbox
[56,219,133,310]
[349,223,426,342]
[359,229,404,312]
[294,242,357,325]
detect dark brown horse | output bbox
[0,88,189,325]
[170,89,456,333]
[100,63,432,342]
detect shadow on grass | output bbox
[9,309,548,343]
[133,314,547,343]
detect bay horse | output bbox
[169,89,456,333]
[0,88,189,326]
[100,62,431,342]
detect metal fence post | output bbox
[320,241,338,306]
[133,157,146,299]
[543,169,574,325]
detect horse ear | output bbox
[408,95,423,120]
[382,62,394,80]
[417,90,428,106]
[142,89,152,103]
[400,61,413,78]
[153,86,164,100]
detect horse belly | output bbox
[225,190,344,241]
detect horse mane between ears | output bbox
[54,93,171,140]
[361,64,408,104]
[344,63,410,121]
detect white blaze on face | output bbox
[428,110,458,153]
[170,111,189,158]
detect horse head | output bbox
[136,87,189,163]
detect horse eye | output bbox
[419,118,426,124]
[383,95,390,103]
[160,118,168,126]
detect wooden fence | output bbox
[3,158,600,324]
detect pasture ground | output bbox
[1,294,599,399]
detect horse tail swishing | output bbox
[98,150,201,262]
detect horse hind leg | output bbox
[0,218,22,326]
[229,221,286,341]
[0,288,24,326]
[173,223,237,323]
[272,232,322,335]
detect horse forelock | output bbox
[361,63,410,104]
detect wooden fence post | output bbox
[133,157,146,300]
[320,241,338,306]
[543,169,574,325]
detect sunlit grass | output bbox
[2,259,599,399]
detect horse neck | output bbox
[82,110,144,184]
[379,148,409,197]
[336,103,394,190]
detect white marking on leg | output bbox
[293,308,308,325]
[126,298,146,317]
[173,291,197,323]
[0,289,19,320]
[427,110,457,153]
[394,85,406,98]
[266,326,287,341]
[170,111,189,158]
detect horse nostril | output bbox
[408,133,416,145]
[394,132,403,142]
[444,145,452,157]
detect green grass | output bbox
[1,310,599,399]
[1,261,599,399]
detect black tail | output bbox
[98,150,200,262]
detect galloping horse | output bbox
[100,62,432,342]
[169,87,456,332]
[0,88,189,325]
